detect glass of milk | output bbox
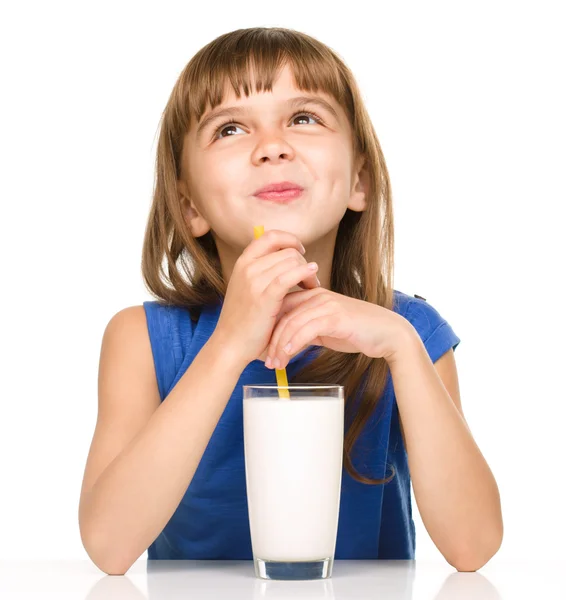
[242,384,344,580]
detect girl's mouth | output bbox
[254,189,304,203]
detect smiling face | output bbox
[177,62,368,255]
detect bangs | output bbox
[181,28,353,130]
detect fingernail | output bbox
[299,243,306,254]
[307,262,318,270]
[265,356,273,368]
[315,276,321,286]
[283,342,292,354]
[274,357,281,368]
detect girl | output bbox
[78,27,503,575]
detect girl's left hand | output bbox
[265,287,414,369]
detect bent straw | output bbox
[253,225,291,400]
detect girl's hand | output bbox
[265,287,414,369]
[213,229,321,368]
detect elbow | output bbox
[80,523,136,576]
[95,555,132,577]
[449,553,491,573]
[94,559,130,577]
[447,524,504,572]
[84,537,135,575]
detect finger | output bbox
[256,254,319,293]
[279,286,326,315]
[263,261,319,302]
[256,246,305,272]
[299,273,321,289]
[245,229,305,260]
[270,293,330,359]
[272,305,337,369]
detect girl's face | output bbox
[178,63,367,252]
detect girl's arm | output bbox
[386,332,504,572]
[79,306,247,576]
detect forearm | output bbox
[80,332,246,574]
[386,328,503,571]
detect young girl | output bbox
[78,27,503,575]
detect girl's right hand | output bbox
[213,229,320,368]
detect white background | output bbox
[1,0,564,566]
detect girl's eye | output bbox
[212,111,324,141]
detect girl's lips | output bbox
[255,189,303,202]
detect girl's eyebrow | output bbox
[196,95,340,141]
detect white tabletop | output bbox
[0,559,561,599]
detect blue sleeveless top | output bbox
[142,289,460,560]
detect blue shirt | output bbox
[142,289,460,560]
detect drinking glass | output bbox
[243,384,344,580]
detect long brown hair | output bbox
[142,27,396,485]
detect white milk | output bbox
[243,396,344,562]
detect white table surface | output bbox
[0,559,561,599]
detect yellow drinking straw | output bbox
[253,225,291,400]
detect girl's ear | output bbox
[347,155,369,213]
[177,180,211,238]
